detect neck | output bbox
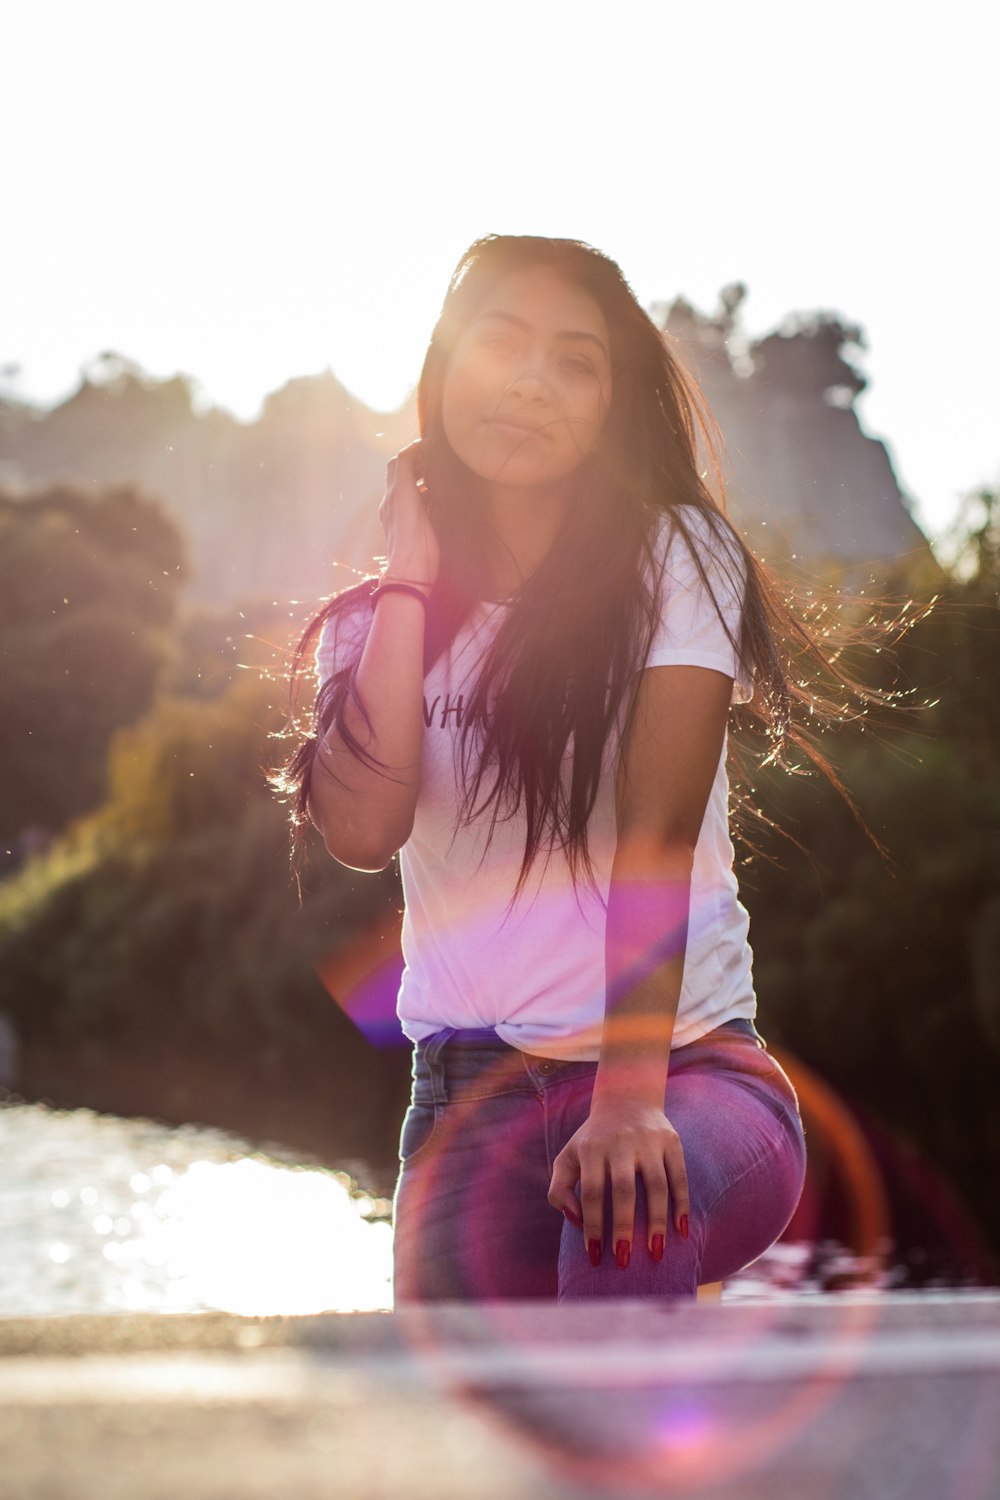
[481,477,574,598]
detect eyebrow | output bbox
[472,309,609,361]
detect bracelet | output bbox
[372,580,431,607]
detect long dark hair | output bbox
[270,233,931,897]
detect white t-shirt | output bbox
[316,504,757,1061]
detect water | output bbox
[0,1099,394,1316]
[0,1099,981,1316]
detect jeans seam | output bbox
[728,1075,798,1126]
[413,1087,537,1104]
[702,1138,782,1220]
[702,1115,804,1221]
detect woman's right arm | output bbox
[307,440,439,871]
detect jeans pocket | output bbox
[398,1102,442,1166]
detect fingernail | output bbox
[563,1209,583,1229]
[588,1238,602,1266]
[615,1239,631,1269]
[651,1233,664,1263]
[680,1215,689,1241]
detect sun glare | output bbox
[139,1157,395,1315]
[69,1149,396,1317]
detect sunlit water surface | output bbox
[0,1099,955,1317]
[0,1100,394,1316]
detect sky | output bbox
[2,0,997,545]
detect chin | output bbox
[465,447,561,486]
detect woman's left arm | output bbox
[547,662,735,1266]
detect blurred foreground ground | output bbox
[1,1293,998,1500]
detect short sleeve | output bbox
[314,592,375,686]
[642,508,754,705]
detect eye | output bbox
[562,357,595,376]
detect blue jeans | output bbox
[391,1019,807,1303]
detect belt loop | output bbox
[422,1027,457,1104]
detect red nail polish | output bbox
[651,1233,664,1262]
[563,1208,583,1229]
[615,1239,630,1269]
[680,1215,689,1241]
[588,1238,602,1266]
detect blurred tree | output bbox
[743,485,1000,1277]
[0,482,186,840]
[877,484,1000,776]
[751,311,869,401]
[163,596,311,700]
[0,670,409,1171]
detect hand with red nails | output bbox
[547,1097,690,1266]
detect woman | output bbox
[275,233,894,1303]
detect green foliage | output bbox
[0,482,186,835]
[742,492,1000,1261]
[0,668,407,1160]
[750,744,1000,1062]
[97,675,279,843]
[0,794,371,1049]
[0,483,185,629]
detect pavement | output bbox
[1,1292,998,1500]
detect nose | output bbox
[504,360,553,403]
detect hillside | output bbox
[0,294,936,606]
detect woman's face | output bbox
[440,265,613,493]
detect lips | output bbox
[486,417,546,438]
